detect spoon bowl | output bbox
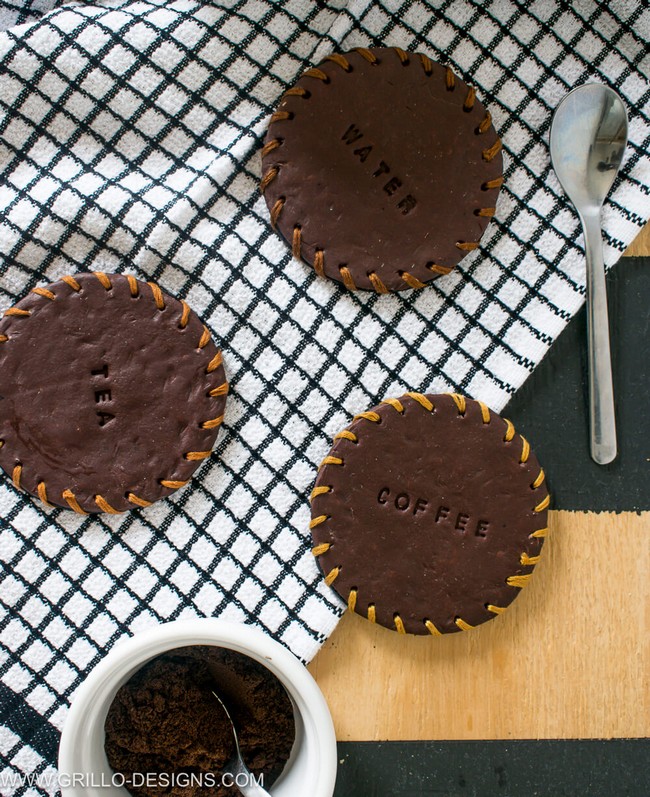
[550,84,628,465]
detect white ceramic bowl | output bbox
[58,619,337,797]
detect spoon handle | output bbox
[581,210,617,465]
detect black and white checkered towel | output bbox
[0,1,648,792]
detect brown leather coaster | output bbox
[261,47,503,292]
[0,272,228,514]
[310,393,549,635]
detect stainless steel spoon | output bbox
[211,690,272,797]
[550,84,628,465]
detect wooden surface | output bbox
[309,510,650,740]
[308,221,650,742]
[623,219,650,256]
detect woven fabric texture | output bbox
[0,1,648,793]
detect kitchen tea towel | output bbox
[0,1,649,793]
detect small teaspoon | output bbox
[211,690,272,797]
[550,83,628,465]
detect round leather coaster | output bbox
[0,272,228,514]
[310,393,549,635]
[261,47,503,293]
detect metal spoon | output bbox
[550,84,628,465]
[211,690,272,797]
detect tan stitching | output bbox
[334,429,357,442]
[325,53,351,71]
[531,469,545,489]
[4,308,30,317]
[354,411,380,423]
[259,166,279,193]
[456,240,479,251]
[94,271,111,290]
[284,86,309,97]
[206,350,223,373]
[320,455,343,468]
[445,66,455,90]
[486,604,506,614]
[381,397,404,413]
[12,464,22,490]
[31,287,55,301]
[270,197,285,228]
[394,614,407,634]
[475,207,496,217]
[448,393,466,415]
[62,489,87,515]
[407,392,433,411]
[179,300,190,329]
[37,481,53,507]
[304,67,329,82]
[531,527,548,538]
[348,588,357,612]
[127,275,139,297]
[507,574,531,588]
[340,266,357,291]
[478,111,492,134]
[427,263,453,276]
[310,485,331,500]
[455,617,474,631]
[354,47,377,64]
[261,138,282,158]
[160,479,188,489]
[312,542,331,556]
[148,281,165,310]
[95,494,121,514]
[128,492,152,507]
[483,139,502,162]
[401,271,426,289]
[477,400,491,423]
[201,414,224,430]
[534,494,550,513]
[419,53,433,74]
[292,225,302,259]
[520,436,530,464]
[368,271,388,294]
[463,86,476,110]
[424,619,442,636]
[270,110,293,122]
[503,419,515,442]
[185,450,211,461]
[324,566,340,586]
[367,604,376,623]
[209,382,229,397]
[313,249,325,277]
[309,514,328,529]
[393,47,409,64]
[482,176,504,190]
[198,326,211,349]
[62,275,81,291]
[520,552,541,566]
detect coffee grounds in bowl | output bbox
[104,646,295,797]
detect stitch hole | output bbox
[394,47,409,65]
[481,176,504,191]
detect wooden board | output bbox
[308,509,650,740]
[624,219,650,256]
[309,221,650,743]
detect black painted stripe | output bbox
[504,256,650,512]
[0,682,59,766]
[335,739,650,797]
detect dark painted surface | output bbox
[335,739,650,797]
[504,257,650,512]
